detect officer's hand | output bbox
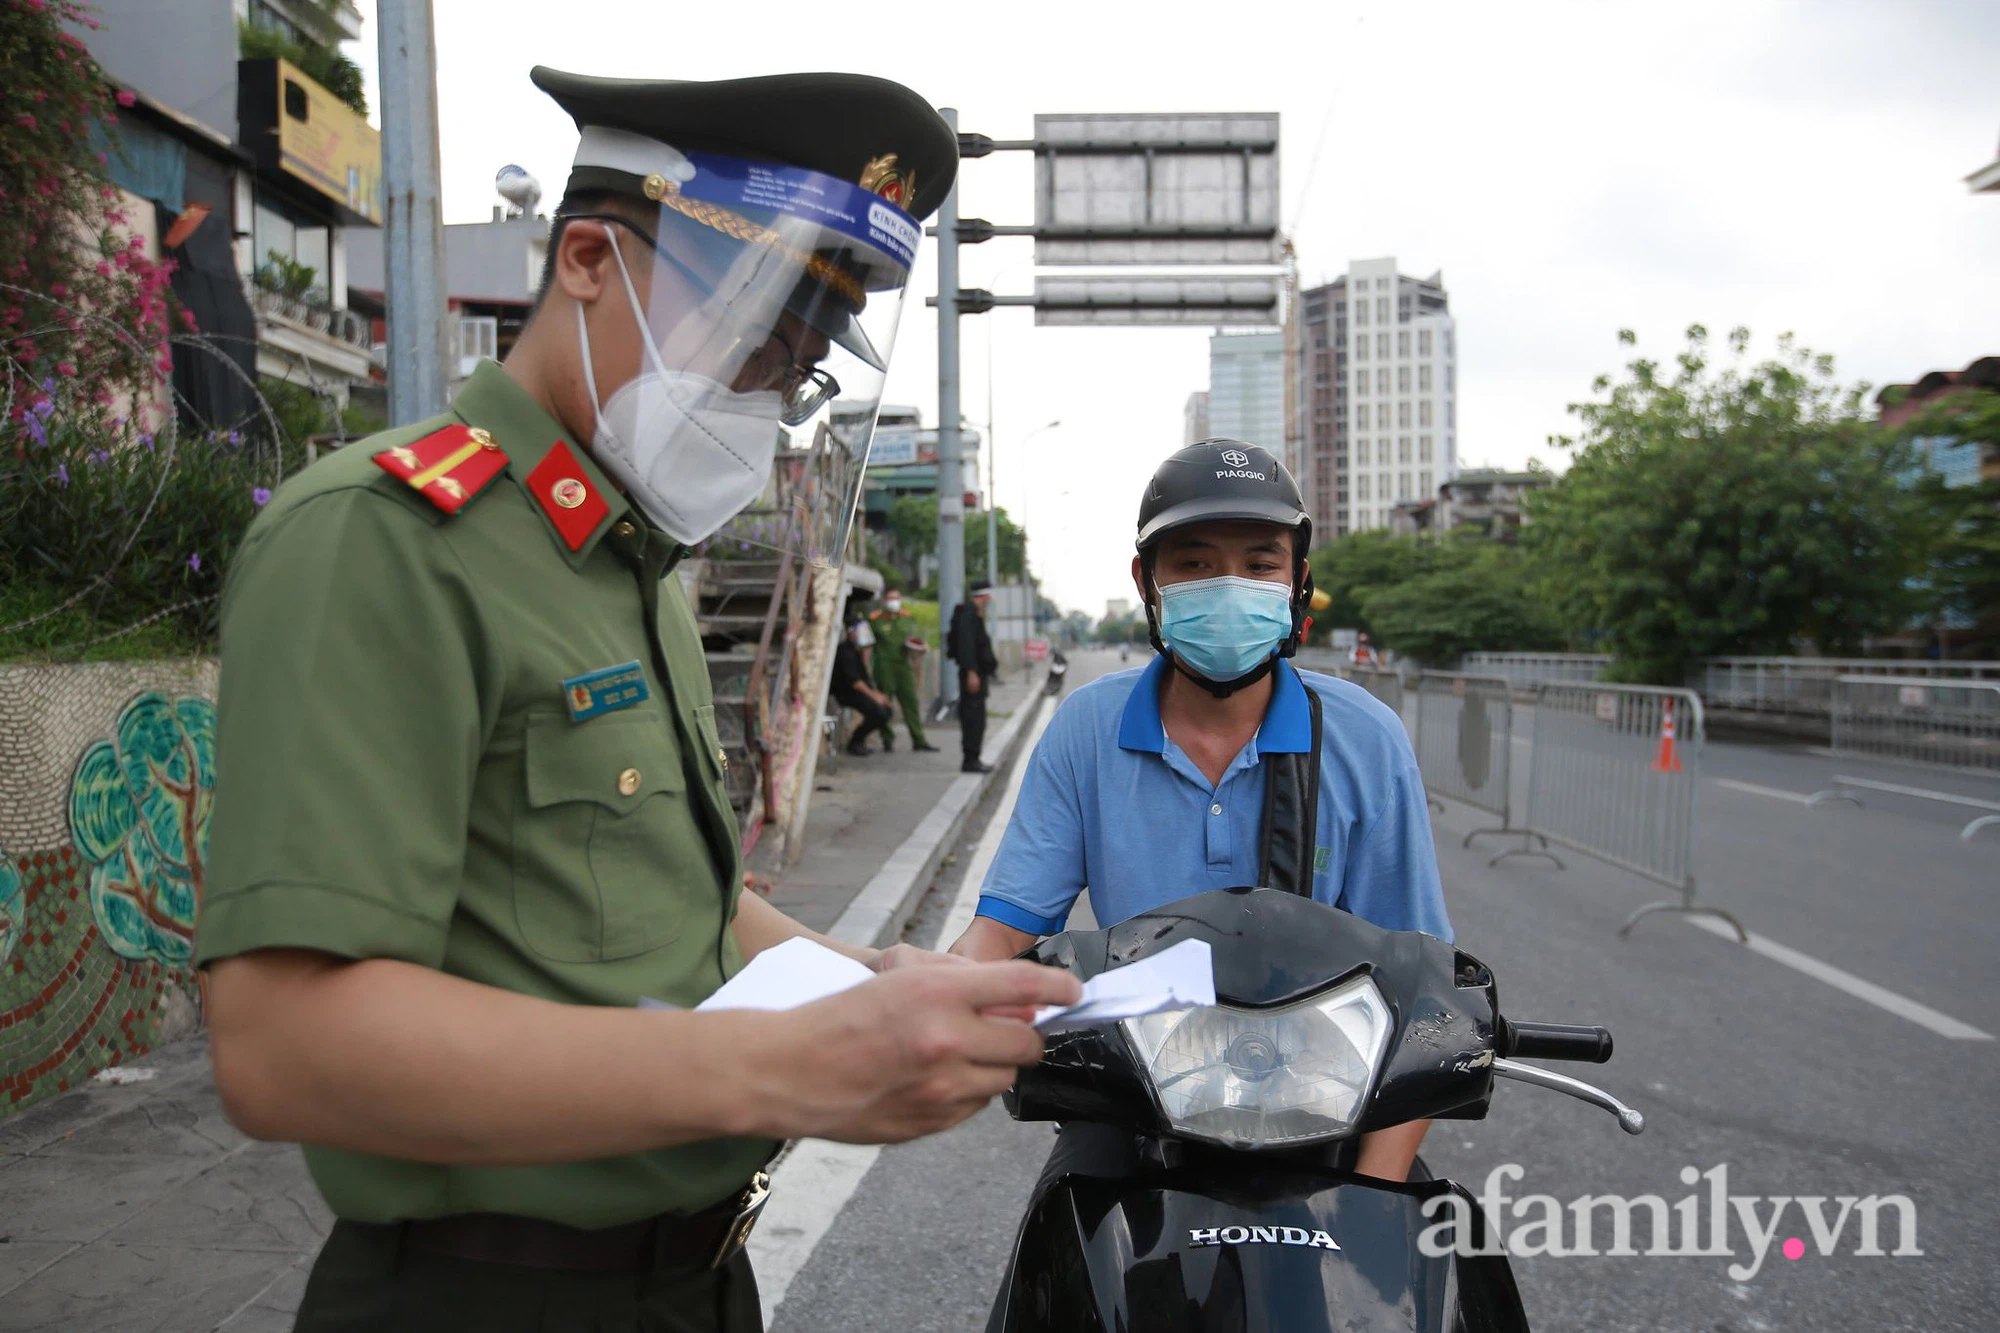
[966,671,981,694]
[870,943,967,973]
[767,962,1080,1145]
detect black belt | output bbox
[376,1170,770,1274]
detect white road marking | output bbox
[750,695,1054,1325]
[1712,778,1812,805]
[1824,774,2000,814]
[938,703,1059,946]
[1683,916,1995,1041]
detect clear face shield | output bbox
[572,141,918,566]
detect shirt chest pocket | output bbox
[513,711,697,962]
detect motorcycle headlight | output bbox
[1120,974,1392,1149]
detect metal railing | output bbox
[1807,678,2000,840]
[249,285,373,349]
[1494,682,1743,941]
[1697,657,2000,717]
[1412,672,1538,849]
[1340,666,1406,719]
[1829,676,2000,775]
[1460,652,1610,693]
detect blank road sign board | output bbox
[1033,113,1281,267]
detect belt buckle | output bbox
[711,1170,771,1270]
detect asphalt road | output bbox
[768,650,1997,1332]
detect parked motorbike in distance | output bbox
[1045,650,1070,697]
[991,887,1643,1333]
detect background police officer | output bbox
[867,587,936,751]
[949,578,1001,772]
[196,68,1078,1332]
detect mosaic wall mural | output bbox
[0,664,214,1116]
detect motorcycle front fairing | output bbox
[1007,887,1503,1137]
[994,889,1526,1333]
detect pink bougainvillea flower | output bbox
[114,90,136,107]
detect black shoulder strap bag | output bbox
[1257,685,1324,896]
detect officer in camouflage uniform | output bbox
[867,587,936,751]
[193,67,1077,1333]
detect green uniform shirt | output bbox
[195,360,777,1229]
[866,608,921,677]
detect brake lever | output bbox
[1491,1057,1646,1135]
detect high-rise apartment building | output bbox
[1296,258,1456,540]
[1183,390,1210,446]
[1206,331,1285,453]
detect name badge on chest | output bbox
[562,660,650,722]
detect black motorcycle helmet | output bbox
[1134,439,1315,697]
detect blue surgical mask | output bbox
[1156,575,1295,682]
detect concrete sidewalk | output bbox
[0,675,1052,1333]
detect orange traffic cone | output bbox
[1653,699,1682,773]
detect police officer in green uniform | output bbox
[194,68,1078,1333]
[866,587,936,752]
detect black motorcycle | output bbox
[991,887,1643,1333]
[1045,650,1070,697]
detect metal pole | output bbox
[985,324,1000,625]
[377,0,451,424]
[935,107,964,711]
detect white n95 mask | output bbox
[575,239,782,546]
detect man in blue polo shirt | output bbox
[950,439,1449,1184]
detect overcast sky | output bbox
[348,0,2000,615]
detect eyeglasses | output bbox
[563,212,841,426]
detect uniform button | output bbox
[613,520,638,539]
[1210,803,1222,816]
[618,768,642,796]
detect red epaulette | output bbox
[373,423,509,516]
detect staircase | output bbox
[690,432,871,859]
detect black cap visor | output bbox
[1136,495,1310,550]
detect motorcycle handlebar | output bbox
[1500,1020,1614,1064]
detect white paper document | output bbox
[671,934,1216,1035]
[1033,938,1215,1034]
[693,936,875,1013]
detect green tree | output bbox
[877,495,1029,587]
[238,19,368,116]
[1359,538,1564,664]
[1305,530,1437,638]
[1524,326,1930,684]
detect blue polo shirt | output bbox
[976,657,1451,940]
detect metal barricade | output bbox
[1412,672,1539,849]
[1807,677,2000,840]
[1494,682,1744,940]
[1828,676,2000,774]
[1697,657,2000,718]
[1341,667,1406,721]
[1459,652,1610,694]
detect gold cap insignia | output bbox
[858,153,914,208]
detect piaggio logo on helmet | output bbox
[1220,449,1251,467]
[1215,469,1269,481]
[1188,1225,1341,1251]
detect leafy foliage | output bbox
[1357,538,1564,664]
[238,18,367,116]
[1306,530,1438,639]
[874,495,1029,591]
[1523,326,1931,683]
[0,373,312,661]
[1,0,183,411]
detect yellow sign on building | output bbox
[264,58,382,223]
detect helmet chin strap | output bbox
[1167,650,1279,699]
